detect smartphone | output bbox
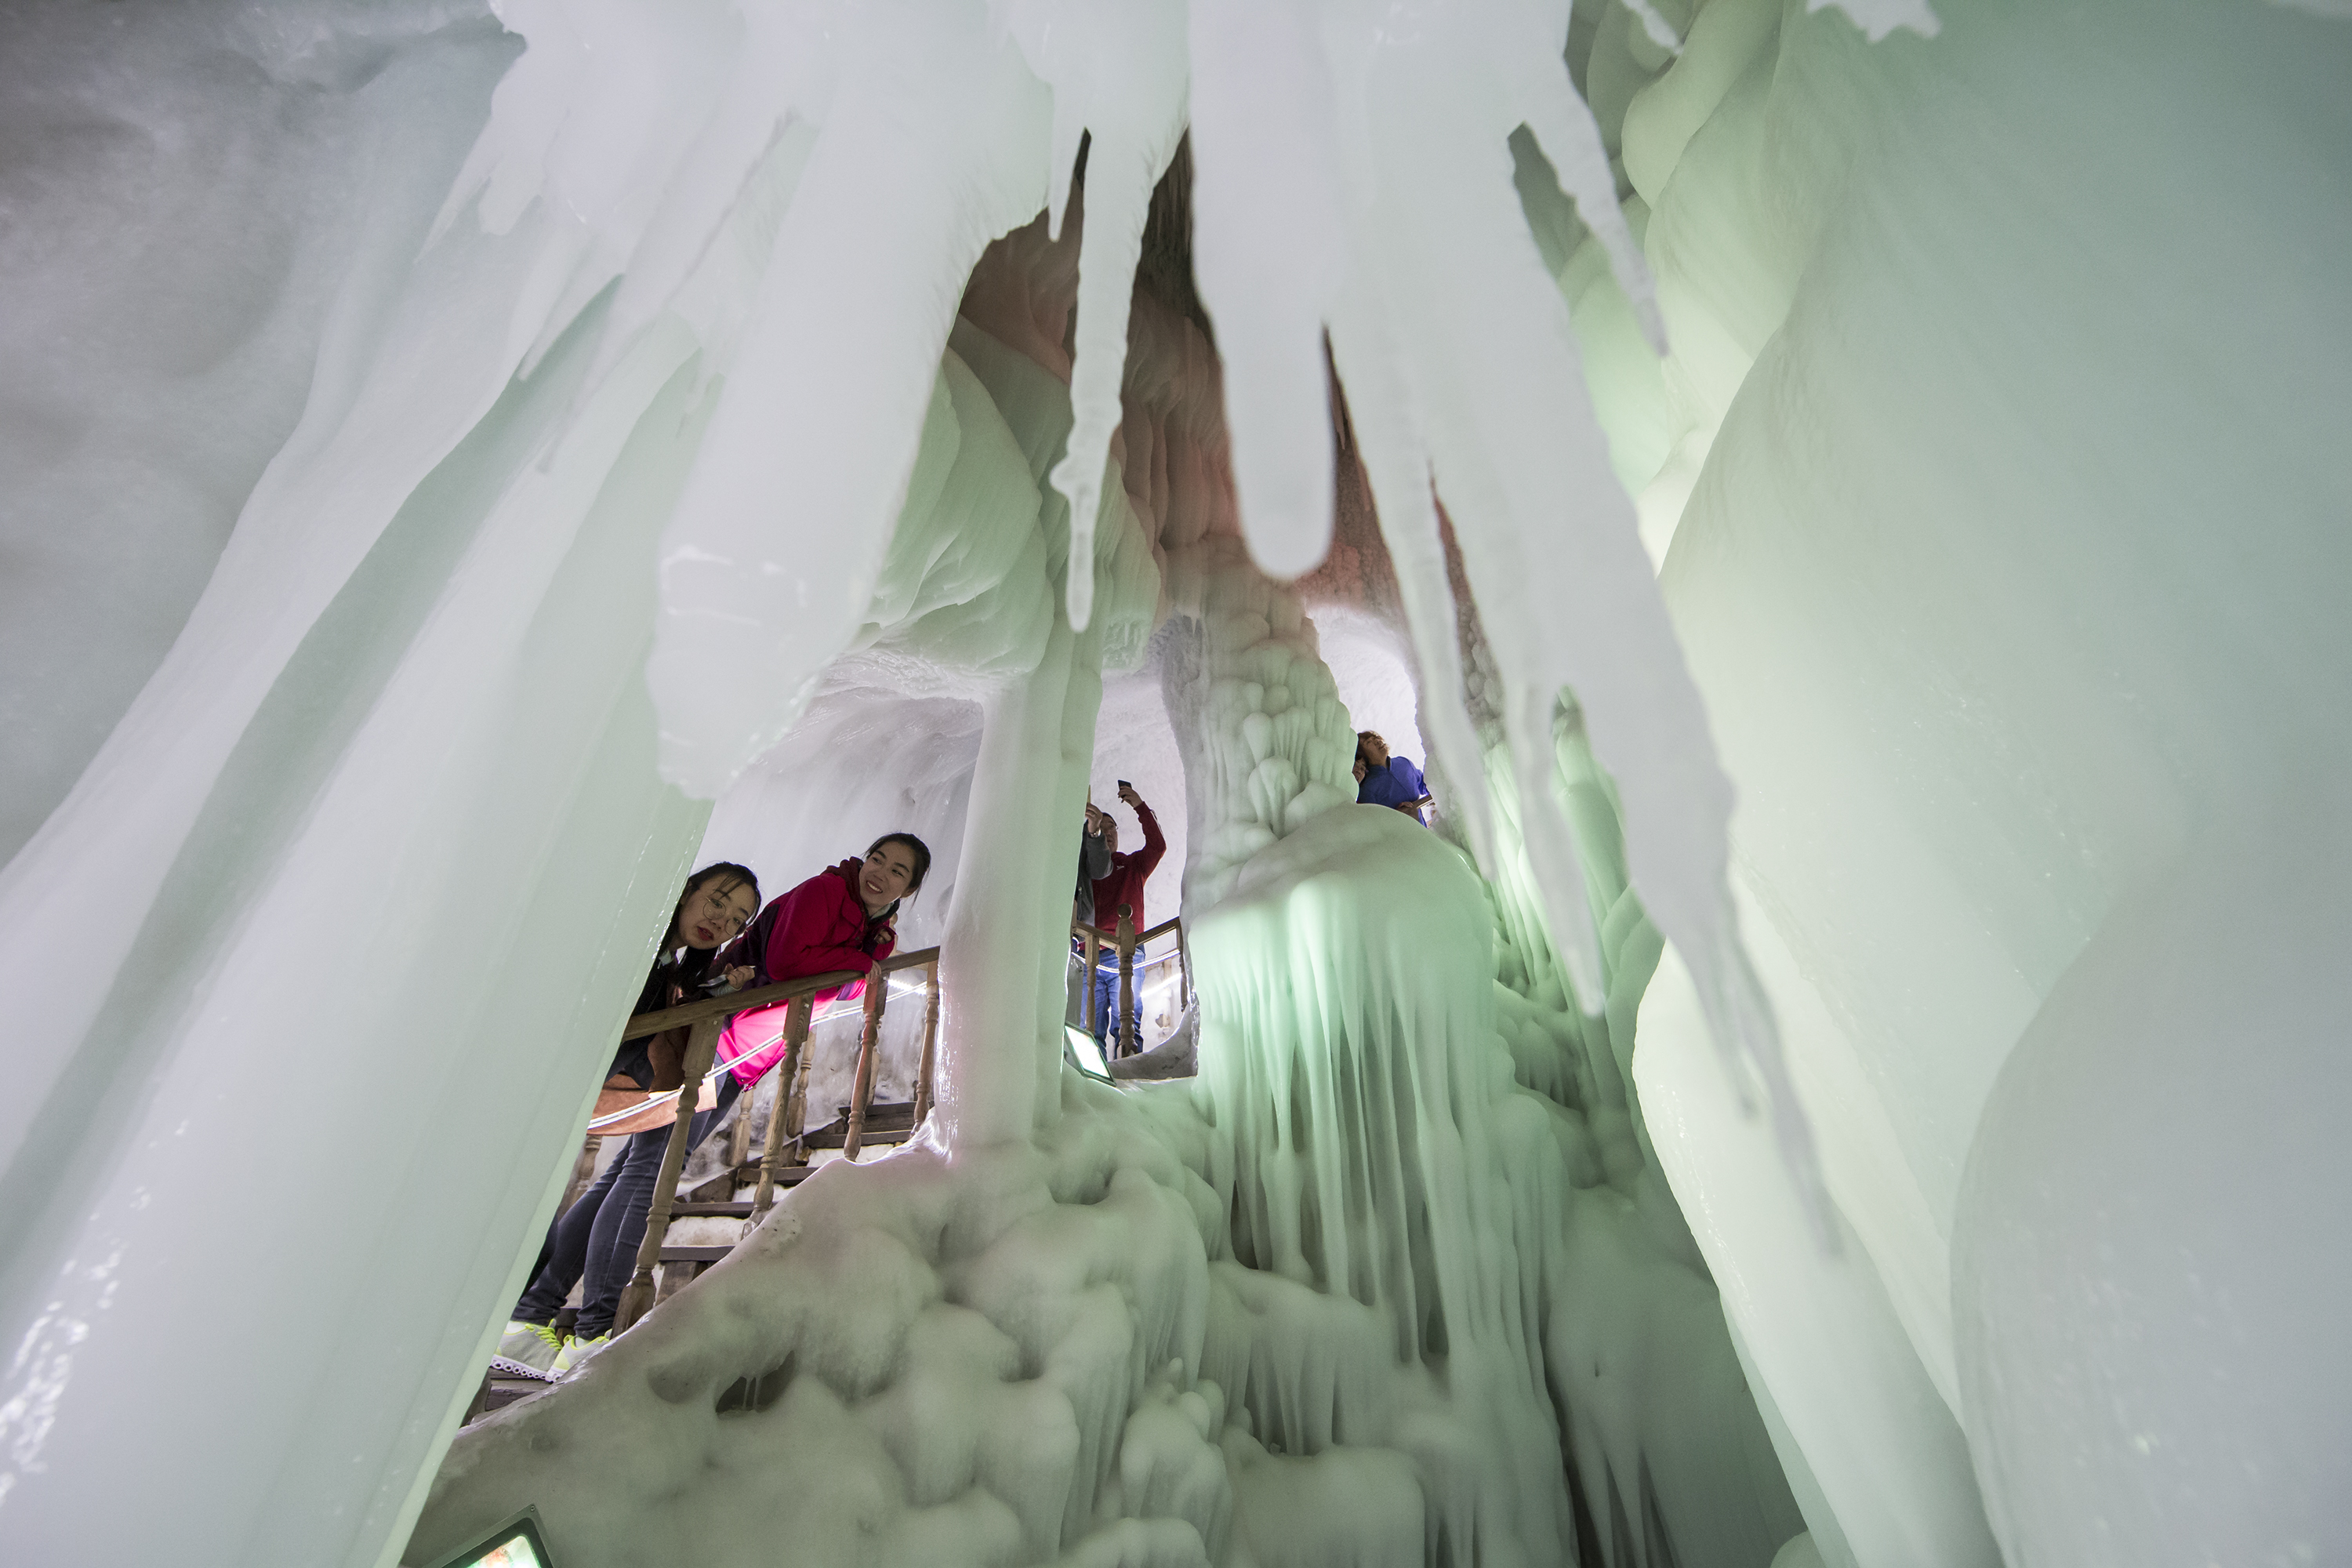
[1117,779,1132,789]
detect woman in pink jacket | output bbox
[714,832,931,1087]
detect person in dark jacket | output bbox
[493,862,759,1380]
[1083,783,1165,1051]
[712,833,932,1088]
[1074,802,1112,927]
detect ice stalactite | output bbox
[996,0,1190,635]
[1182,0,1831,1233]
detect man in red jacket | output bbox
[1085,782,1165,1051]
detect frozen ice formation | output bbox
[0,1,2347,1566]
[414,809,1801,1568]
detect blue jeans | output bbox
[1091,960,1138,1051]
[514,1075,739,1338]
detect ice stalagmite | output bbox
[1156,543,1359,913]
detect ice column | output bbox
[924,311,1163,1144]
[1156,540,1359,913]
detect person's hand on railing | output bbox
[723,964,756,991]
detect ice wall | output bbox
[1547,2,2352,1564]
[0,2,521,869]
[0,5,1161,1555]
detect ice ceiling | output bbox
[0,1,2347,1566]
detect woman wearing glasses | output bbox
[492,862,760,1380]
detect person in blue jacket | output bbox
[1354,731,1432,825]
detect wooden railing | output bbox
[601,912,1192,1335]
[1073,909,1189,1058]
[609,945,941,1334]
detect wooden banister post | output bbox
[913,960,942,1128]
[781,1018,813,1171]
[840,961,890,1161]
[1116,904,1137,1058]
[725,1082,757,1172]
[613,1014,723,1334]
[748,994,810,1224]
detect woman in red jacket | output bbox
[714,832,931,1087]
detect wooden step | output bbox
[673,1175,811,1218]
[659,1245,737,1265]
[800,1101,918,1149]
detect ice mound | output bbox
[412,808,1794,1566]
[412,1091,1230,1567]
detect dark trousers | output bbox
[514,1075,740,1338]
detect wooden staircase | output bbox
[653,1100,921,1279]
[466,916,1192,1424]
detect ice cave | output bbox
[1,0,2347,1564]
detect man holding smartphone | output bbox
[1082,780,1166,1051]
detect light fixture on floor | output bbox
[1064,1025,1112,1082]
[421,1507,554,1567]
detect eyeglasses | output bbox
[695,886,755,938]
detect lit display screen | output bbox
[427,1510,553,1568]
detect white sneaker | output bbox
[488,1319,564,1380]
[551,1332,610,1378]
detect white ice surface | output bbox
[2,2,2345,1565]
[1566,2,2352,1563]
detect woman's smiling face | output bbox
[857,843,920,914]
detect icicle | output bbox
[1508,683,1608,1007]
[1323,286,1500,880]
[1319,0,1830,1219]
[1515,61,1668,355]
[996,0,1190,632]
[1051,132,1174,633]
[1186,0,1345,583]
[646,3,1054,800]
